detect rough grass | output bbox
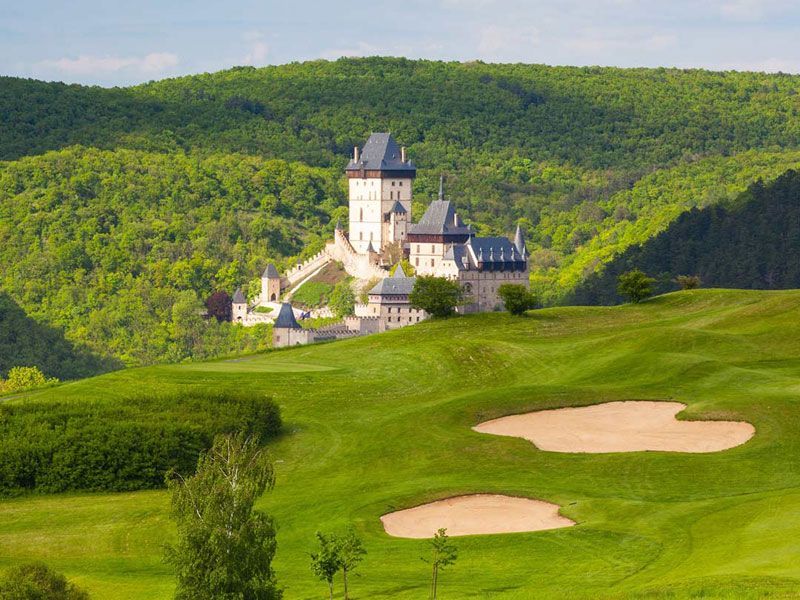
[291,281,333,308]
[4,289,800,598]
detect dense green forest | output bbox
[3,58,800,368]
[0,147,344,366]
[0,292,118,380]
[571,170,800,304]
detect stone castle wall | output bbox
[285,251,331,287]
[326,229,386,281]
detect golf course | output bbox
[3,288,800,599]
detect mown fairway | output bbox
[3,289,800,599]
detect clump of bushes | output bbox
[0,562,89,599]
[0,366,59,394]
[0,390,281,495]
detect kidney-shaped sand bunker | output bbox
[381,494,575,539]
[473,401,754,453]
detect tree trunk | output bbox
[430,563,438,600]
[343,567,349,600]
[329,580,334,600]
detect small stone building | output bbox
[261,263,281,303]
[366,265,426,329]
[272,303,313,348]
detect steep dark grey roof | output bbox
[443,244,470,271]
[274,303,302,329]
[408,200,472,236]
[365,240,377,253]
[468,236,523,263]
[262,263,280,279]
[514,224,527,256]
[389,200,407,214]
[369,272,417,296]
[346,133,416,173]
[232,288,246,304]
[394,263,407,278]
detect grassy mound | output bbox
[3,289,800,598]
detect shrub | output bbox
[497,284,537,316]
[328,280,355,318]
[0,390,281,495]
[675,275,701,290]
[617,270,656,303]
[410,277,465,318]
[0,562,89,600]
[206,291,232,322]
[0,366,58,394]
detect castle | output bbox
[232,132,529,347]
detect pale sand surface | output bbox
[381,494,575,539]
[473,401,754,453]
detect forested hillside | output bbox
[570,170,800,304]
[0,147,342,365]
[3,58,800,367]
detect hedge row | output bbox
[0,390,281,495]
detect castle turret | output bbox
[232,288,247,322]
[345,133,416,254]
[272,302,312,348]
[514,224,527,258]
[261,263,281,303]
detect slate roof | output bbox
[274,303,302,329]
[262,263,280,278]
[232,288,246,304]
[514,224,527,256]
[369,270,417,296]
[443,244,470,271]
[408,200,472,236]
[346,133,416,173]
[467,236,524,263]
[389,200,407,214]
[394,263,407,277]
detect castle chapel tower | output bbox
[345,133,416,254]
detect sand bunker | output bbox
[380,494,575,539]
[473,401,754,453]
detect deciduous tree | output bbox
[617,270,656,303]
[338,528,366,600]
[310,532,341,600]
[0,563,89,600]
[423,528,458,600]
[165,433,281,600]
[328,280,356,318]
[675,275,701,290]
[497,284,537,316]
[206,290,232,322]
[410,276,465,318]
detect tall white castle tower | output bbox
[345,133,416,254]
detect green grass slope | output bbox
[3,289,800,598]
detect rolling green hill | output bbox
[4,289,800,598]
